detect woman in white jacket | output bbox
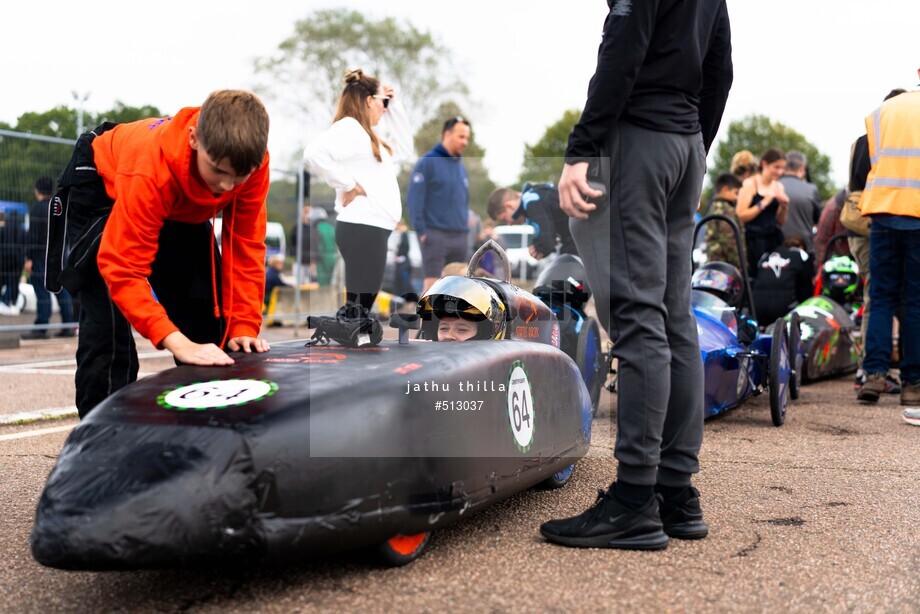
[304,69,413,313]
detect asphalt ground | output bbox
[0,323,917,612]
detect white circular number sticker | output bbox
[158,379,278,411]
[507,361,535,451]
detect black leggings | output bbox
[335,221,391,311]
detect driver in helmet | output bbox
[417,275,507,342]
[691,261,757,343]
[691,261,744,309]
[821,255,862,309]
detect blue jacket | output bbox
[407,143,469,236]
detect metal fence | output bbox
[0,130,75,333]
[0,129,356,337]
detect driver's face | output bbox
[437,316,478,342]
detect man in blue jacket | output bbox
[407,117,471,292]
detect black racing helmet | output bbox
[417,276,508,340]
[533,253,592,309]
[691,262,744,308]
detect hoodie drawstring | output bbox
[211,211,221,321]
[214,198,236,350]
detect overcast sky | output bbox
[2,1,917,188]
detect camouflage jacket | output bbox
[704,198,745,269]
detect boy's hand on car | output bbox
[228,336,270,353]
[162,332,235,366]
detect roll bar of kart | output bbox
[469,239,512,283]
[693,214,758,325]
[823,233,853,264]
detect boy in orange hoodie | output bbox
[46,90,271,418]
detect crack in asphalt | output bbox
[734,532,762,557]
[760,516,806,527]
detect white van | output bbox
[492,225,540,280]
[212,219,286,259]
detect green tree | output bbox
[709,114,835,200]
[518,109,581,186]
[254,8,467,126]
[402,101,495,224]
[0,103,163,203]
[12,102,163,139]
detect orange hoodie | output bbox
[92,107,270,348]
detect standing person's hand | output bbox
[342,183,366,206]
[381,84,395,100]
[558,162,603,220]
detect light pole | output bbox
[71,90,90,138]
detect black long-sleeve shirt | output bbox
[566,0,733,160]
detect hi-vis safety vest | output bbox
[859,91,920,218]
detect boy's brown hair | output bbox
[197,90,269,175]
[487,187,519,221]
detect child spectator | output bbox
[46,90,271,418]
[703,173,744,268]
[264,254,290,308]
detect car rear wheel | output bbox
[576,317,604,416]
[540,463,575,489]
[787,312,802,400]
[769,318,791,427]
[377,532,431,566]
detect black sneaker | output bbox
[540,485,669,550]
[21,330,49,340]
[657,486,709,540]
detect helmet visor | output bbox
[419,276,499,321]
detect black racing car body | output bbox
[31,338,593,570]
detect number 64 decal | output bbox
[507,361,535,451]
[158,379,278,411]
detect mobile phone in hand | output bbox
[586,181,608,206]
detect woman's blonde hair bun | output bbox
[344,68,364,84]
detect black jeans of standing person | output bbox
[74,221,224,417]
[335,220,391,312]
